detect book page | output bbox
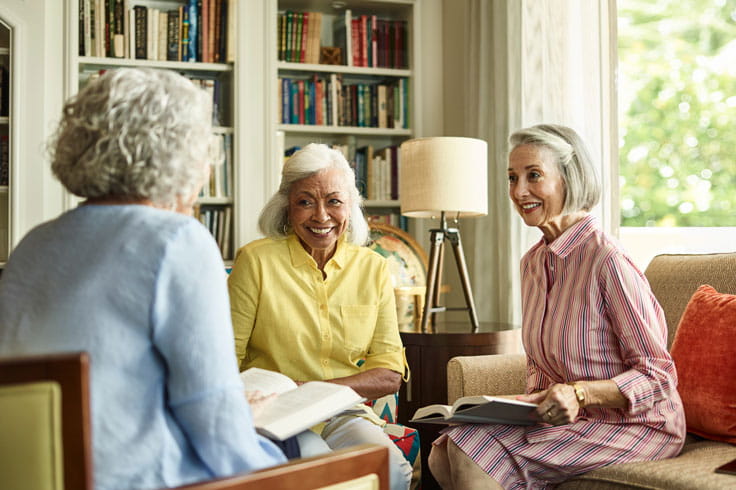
[254,381,364,441]
[240,367,298,395]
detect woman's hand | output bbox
[517,384,580,425]
[245,390,277,419]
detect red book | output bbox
[359,15,368,67]
[315,77,324,125]
[351,18,360,66]
[300,12,308,63]
[370,15,377,67]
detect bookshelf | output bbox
[0,22,10,266]
[65,0,237,261]
[272,0,418,230]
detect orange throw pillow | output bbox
[670,285,736,443]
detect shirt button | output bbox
[320,304,327,311]
[322,359,328,366]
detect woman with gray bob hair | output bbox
[50,67,214,211]
[509,123,601,214]
[258,143,369,245]
[0,68,289,489]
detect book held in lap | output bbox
[410,395,540,425]
[241,367,365,441]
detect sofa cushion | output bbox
[559,439,736,490]
[670,284,736,443]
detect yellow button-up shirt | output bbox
[228,234,405,382]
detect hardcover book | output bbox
[410,396,540,426]
[240,367,365,441]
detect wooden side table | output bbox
[398,322,522,490]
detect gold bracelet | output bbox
[566,382,587,408]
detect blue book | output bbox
[187,0,198,62]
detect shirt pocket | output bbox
[339,305,378,355]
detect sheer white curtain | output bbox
[440,0,617,325]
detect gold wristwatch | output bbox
[567,382,587,408]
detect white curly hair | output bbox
[258,143,369,246]
[49,67,215,208]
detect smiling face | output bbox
[287,168,352,267]
[508,144,580,241]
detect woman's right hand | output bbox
[245,390,277,418]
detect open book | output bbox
[410,395,540,425]
[240,367,365,441]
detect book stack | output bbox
[277,11,323,64]
[333,9,409,68]
[79,0,236,63]
[278,75,409,129]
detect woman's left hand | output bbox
[517,384,579,425]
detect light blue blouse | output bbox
[0,205,286,489]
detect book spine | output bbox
[226,0,236,63]
[113,0,124,57]
[300,12,308,63]
[181,6,190,61]
[133,6,147,60]
[278,13,286,61]
[187,0,198,62]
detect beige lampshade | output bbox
[399,137,488,218]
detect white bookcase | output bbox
[269,0,420,230]
[65,0,239,261]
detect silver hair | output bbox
[49,68,215,208]
[508,124,601,213]
[258,143,369,245]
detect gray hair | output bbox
[509,124,600,213]
[258,143,369,245]
[49,68,215,208]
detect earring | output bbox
[283,223,289,235]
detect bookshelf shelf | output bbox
[0,117,8,125]
[78,56,232,73]
[364,199,399,208]
[0,48,8,56]
[278,124,411,136]
[278,61,410,77]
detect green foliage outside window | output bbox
[618,0,736,226]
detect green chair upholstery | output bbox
[0,380,64,490]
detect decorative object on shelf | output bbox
[320,46,342,65]
[399,137,488,333]
[368,222,428,333]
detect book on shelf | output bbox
[410,396,540,426]
[240,367,365,441]
[79,0,230,63]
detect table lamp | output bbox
[399,137,488,332]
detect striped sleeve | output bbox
[601,252,677,415]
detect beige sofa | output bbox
[447,252,736,489]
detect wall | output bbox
[0,0,66,249]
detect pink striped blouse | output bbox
[445,215,685,488]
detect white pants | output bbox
[318,415,413,490]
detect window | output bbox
[617,0,736,267]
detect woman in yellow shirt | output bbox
[228,143,411,490]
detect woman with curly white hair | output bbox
[228,143,413,490]
[0,68,287,489]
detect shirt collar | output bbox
[287,233,349,270]
[545,214,598,258]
